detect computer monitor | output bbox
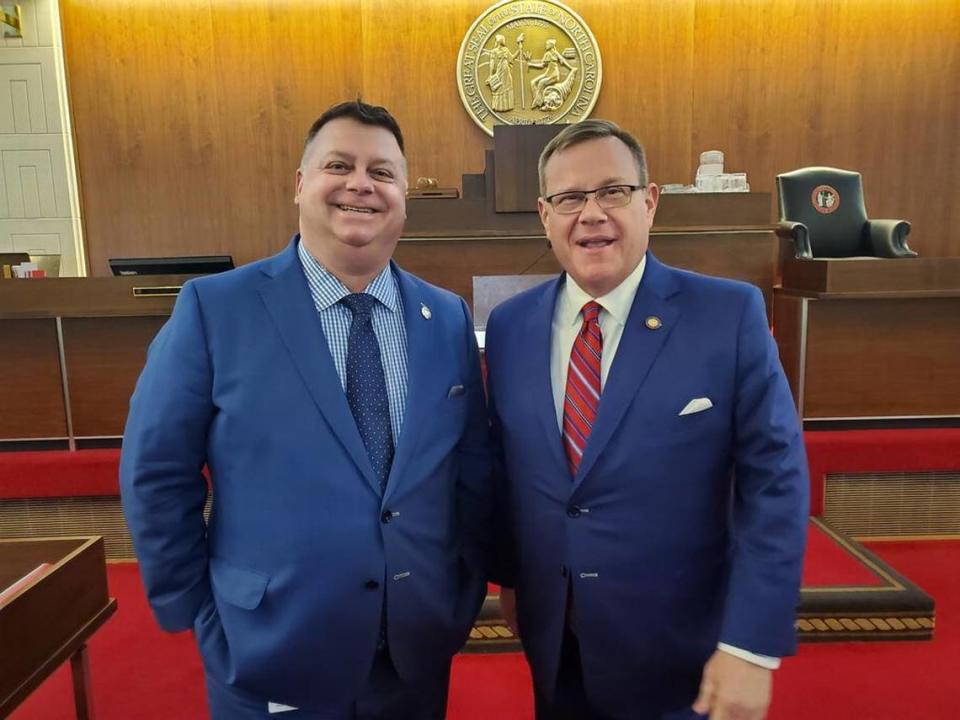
[108,255,235,276]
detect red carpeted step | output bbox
[0,450,121,499]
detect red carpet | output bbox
[9,541,959,719]
[802,520,884,587]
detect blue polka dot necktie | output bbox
[341,293,394,492]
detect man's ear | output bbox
[644,182,660,222]
[537,197,552,248]
[537,198,553,249]
[538,196,550,227]
[294,169,303,205]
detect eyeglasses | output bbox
[544,184,645,214]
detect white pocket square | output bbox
[268,703,298,714]
[679,397,713,416]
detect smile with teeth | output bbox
[577,238,614,249]
[337,204,376,214]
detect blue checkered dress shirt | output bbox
[297,239,408,444]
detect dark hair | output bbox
[538,119,648,195]
[302,100,405,165]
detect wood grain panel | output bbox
[650,231,778,315]
[396,229,775,312]
[691,0,959,258]
[63,0,363,276]
[61,316,167,437]
[803,297,960,418]
[772,293,806,410]
[62,0,958,276]
[0,318,66,439]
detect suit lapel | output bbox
[525,277,569,477]
[257,240,381,495]
[573,255,681,489]
[383,266,434,502]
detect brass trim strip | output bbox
[55,317,76,451]
[132,286,182,297]
[855,534,960,542]
[808,517,905,590]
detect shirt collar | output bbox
[559,254,647,327]
[297,238,400,313]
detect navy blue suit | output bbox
[486,254,808,718]
[121,240,491,713]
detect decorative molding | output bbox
[0,48,61,132]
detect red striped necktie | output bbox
[562,301,603,476]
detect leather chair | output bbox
[776,167,916,259]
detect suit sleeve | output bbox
[119,280,215,632]
[454,297,495,578]
[720,286,809,657]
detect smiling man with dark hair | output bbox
[121,100,492,719]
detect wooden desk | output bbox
[0,536,116,719]
[773,257,960,424]
[0,276,186,445]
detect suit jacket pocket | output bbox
[210,557,269,610]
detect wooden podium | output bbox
[0,536,117,719]
[773,256,960,424]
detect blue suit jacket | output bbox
[120,239,492,710]
[485,254,808,717]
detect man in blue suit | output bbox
[486,120,809,720]
[120,101,491,719]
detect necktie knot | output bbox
[341,292,378,318]
[581,301,602,326]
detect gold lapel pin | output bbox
[420,303,432,320]
[645,316,662,330]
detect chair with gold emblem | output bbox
[776,166,916,259]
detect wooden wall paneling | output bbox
[0,318,67,439]
[204,0,365,259]
[62,0,365,275]
[61,316,167,437]
[396,227,775,313]
[691,0,960,258]
[771,292,805,410]
[802,297,960,419]
[360,0,494,190]
[650,230,778,315]
[395,236,560,309]
[584,0,696,187]
[61,0,958,277]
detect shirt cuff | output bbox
[716,643,781,670]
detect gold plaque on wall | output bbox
[457,0,602,136]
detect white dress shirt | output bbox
[549,257,780,671]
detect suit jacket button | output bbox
[365,579,380,590]
[381,510,393,524]
[567,506,581,518]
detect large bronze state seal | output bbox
[457,0,603,136]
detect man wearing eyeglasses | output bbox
[485,120,808,720]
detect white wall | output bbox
[1,0,84,276]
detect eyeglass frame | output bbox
[542,183,647,215]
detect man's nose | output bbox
[345,169,375,193]
[578,194,608,222]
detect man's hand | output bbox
[692,650,772,720]
[498,587,519,637]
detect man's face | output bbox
[295,118,407,278]
[538,136,658,298]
